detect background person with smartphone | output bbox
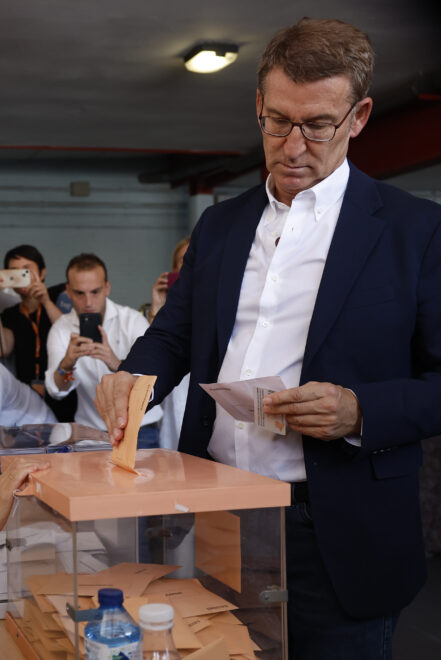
[147,236,190,325]
[45,253,162,447]
[0,244,76,422]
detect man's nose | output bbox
[283,125,307,158]
[84,293,93,307]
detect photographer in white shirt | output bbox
[45,254,162,446]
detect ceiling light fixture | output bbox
[184,42,238,74]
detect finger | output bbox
[263,386,304,408]
[286,413,337,429]
[112,373,135,429]
[98,326,108,344]
[95,372,135,443]
[76,336,94,345]
[264,396,339,416]
[27,284,40,296]
[73,345,94,359]
[286,422,337,441]
[89,347,106,360]
[3,460,50,490]
[263,382,333,409]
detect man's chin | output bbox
[274,175,315,202]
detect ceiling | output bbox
[1,0,441,185]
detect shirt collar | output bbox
[265,158,350,222]
[71,297,116,326]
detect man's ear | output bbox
[40,267,47,282]
[105,280,111,297]
[65,283,72,300]
[349,97,373,139]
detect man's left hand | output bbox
[89,326,121,372]
[263,381,362,441]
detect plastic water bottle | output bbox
[139,603,180,659]
[85,588,142,659]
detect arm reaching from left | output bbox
[0,459,50,529]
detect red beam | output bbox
[348,99,441,178]
[0,144,241,156]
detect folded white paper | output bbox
[200,376,286,435]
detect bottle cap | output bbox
[139,603,174,630]
[97,588,124,607]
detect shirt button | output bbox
[262,320,269,328]
[271,274,278,283]
[237,422,245,429]
[244,369,253,377]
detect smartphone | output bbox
[167,271,180,288]
[79,313,102,343]
[0,268,31,289]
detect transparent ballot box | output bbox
[3,449,290,660]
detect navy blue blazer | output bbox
[122,163,441,618]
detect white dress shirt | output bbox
[45,298,162,430]
[160,374,190,450]
[0,363,56,426]
[208,160,350,482]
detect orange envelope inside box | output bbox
[145,577,237,618]
[183,637,230,660]
[111,374,157,472]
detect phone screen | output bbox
[79,313,102,343]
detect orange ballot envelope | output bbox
[111,374,157,472]
[183,637,230,660]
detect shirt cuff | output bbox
[133,374,154,403]
[343,388,362,447]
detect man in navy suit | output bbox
[96,18,441,659]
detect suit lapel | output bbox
[217,185,268,365]
[302,168,386,375]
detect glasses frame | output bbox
[259,98,357,142]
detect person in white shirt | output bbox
[0,363,56,426]
[95,18,441,660]
[45,253,161,446]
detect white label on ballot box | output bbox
[85,638,142,659]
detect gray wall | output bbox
[1,158,439,314]
[385,163,441,205]
[0,160,190,310]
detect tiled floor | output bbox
[393,555,441,659]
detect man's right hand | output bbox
[95,371,138,445]
[60,332,94,371]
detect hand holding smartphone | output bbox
[0,268,31,289]
[79,313,103,343]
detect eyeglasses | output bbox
[259,99,357,142]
